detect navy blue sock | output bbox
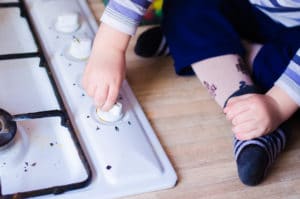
[234,129,286,186]
[226,82,286,186]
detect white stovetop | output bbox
[0,0,177,198]
[0,58,88,194]
[0,7,37,54]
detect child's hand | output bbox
[83,46,125,111]
[82,24,130,111]
[223,94,283,140]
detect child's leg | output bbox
[252,26,300,93]
[162,0,287,185]
[191,54,286,185]
[191,55,252,107]
[235,26,300,184]
[242,41,262,73]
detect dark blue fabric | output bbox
[162,0,246,75]
[161,0,300,91]
[252,26,300,91]
[236,145,269,186]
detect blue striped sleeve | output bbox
[249,0,300,27]
[101,0,152,35]
[275,49,300,106]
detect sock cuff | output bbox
[234,128,286,166]
[223,81,259,108]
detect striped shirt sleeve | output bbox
[101,0,152,35]
[249,0,300,27]
[275,49,300,106]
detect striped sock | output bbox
[234,128,286,186]
[225,83,287,185]
[134,26,170,57]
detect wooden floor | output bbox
[87,1,300,198]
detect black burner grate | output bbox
[0,1,92,198]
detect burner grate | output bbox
[0,1,92,198]
[0,1,41,61]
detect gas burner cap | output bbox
[0,109,17,148]
[96,102,124,123]
[55,12,80,33]
[68,37,92,60]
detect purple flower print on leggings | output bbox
[203,80,217,98]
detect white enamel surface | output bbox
[0,58,58,113]
[0,7,37,55]
[0,119,88,194]
[55,12,80,33]
[0,59,88,195]
[0,0,18,3]
[16,0,177,198]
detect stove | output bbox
[0,0,177,198]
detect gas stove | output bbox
[0,0,177,198]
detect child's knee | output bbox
[252,43,290,91]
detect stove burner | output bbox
[0,109,17,147]
[0,108,68,148]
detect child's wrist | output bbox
[96,23,131,53]
[266,85,298,122]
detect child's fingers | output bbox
[86,84,96,98]
[224,96,250,114]
[231,111,253,126]
[226,94,252,106]
[82,67,92,90]
[235,129,262,140]
[101,85,119,111]
[225,101,250,120]
[232,120,257,138]
[232,120,256,134]
[94,85,109,109]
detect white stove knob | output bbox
[96,102,124,122]
[68,37,92,60]
[55,12,80,33]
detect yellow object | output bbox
[151,0,163,11]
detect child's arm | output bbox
[224,86,298,140]
[224,49,300,140]
[83,0,152,111]
[82,23,130,111]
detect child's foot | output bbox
[134,26,169,57]
[234,128,286,185]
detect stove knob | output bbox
[96,102,124,122]
[68,37,92,60]
[55,12,80,33]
